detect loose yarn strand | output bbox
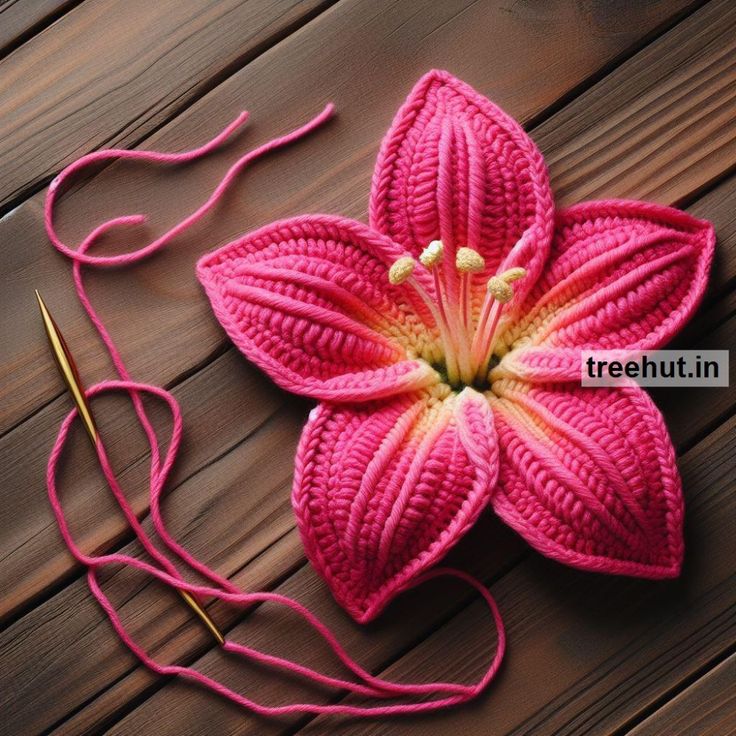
[44,107,504,717]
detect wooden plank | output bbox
[0,0,335,210]
[3,294,731,735]
[626,652,736,736]
[0,0,703,436]
[535,1,736,208]
[102,410,736,736]
[60,2,736,728]
[0,0,733,673]
[0,483,525,735]
[294,415,736,736]
[3,218,730,631]
[688,173,736,300]
[653,289,736,449]
[0,0,78,58]
[44,528,307,736]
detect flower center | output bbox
[388,241,526,388]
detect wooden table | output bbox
[1,1,735,734]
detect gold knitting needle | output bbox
[35,290,225,647]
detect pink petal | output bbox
[293,387,498,622]
[370,69,554,308]
[490,379,683,578]
[198,215,441,401]
[496,200,715,381]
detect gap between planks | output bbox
[86,2,736,732]
[0,0,84,60]
[38,262,736,723]
[612,642,736,735]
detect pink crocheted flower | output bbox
[198,71,714,623]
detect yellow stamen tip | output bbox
[388,256,416,285]
[419,240,444,268]
[501,267,526,283]
[456,247,485,273]
[487,276,514,303]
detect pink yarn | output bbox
[44,103,505,716]
[198,70,715,624]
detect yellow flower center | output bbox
[388,242,526,387]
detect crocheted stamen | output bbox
[389,243,526,388]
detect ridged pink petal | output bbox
[197,215,441,402]
[490,379,683,578]
[293,387,498,622]
[370,69,554,310]
[495,200,715,382]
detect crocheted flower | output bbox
[198,71,714,623]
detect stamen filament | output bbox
[431,268,452,341]
[470,290,494,368]
[456,246,485,354]
[460,272,471,336]
[430,269,473,384]
[389,249,523,389]
[470,267,526,383]
[407,275,461,385]
[418,241,466,385]
[388,256,460,381]
[474,300,503,383]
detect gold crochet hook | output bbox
[35,290,225,647]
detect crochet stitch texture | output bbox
[199,70,715,623]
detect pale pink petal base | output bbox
[490,381,683,578]
[495,200,715,381]
[293,387,498,622]
[198,215,440,401]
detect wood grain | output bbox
[0,349,284,623]
[535,0,736,208]
[626,652,736,736]
[0,0,335,210]
[0,0,78,57]
[2,298,730,736]
[688,173,736,300]
[0,0,702,436]
[653,289,736,449]
[0,0,726,626]
[2,4,732,728]
[86,4,736,730]
[0,397,310,735]
[86,521,528,736]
